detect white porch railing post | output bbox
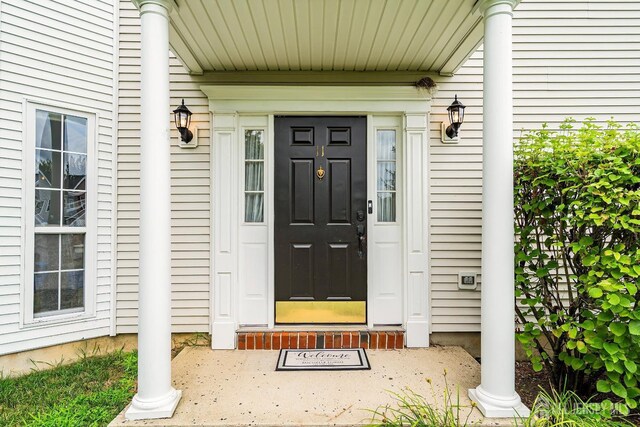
[469,0,530,418]
[125,0,182,420]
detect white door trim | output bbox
[205,85,430,349]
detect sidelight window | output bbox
[376,129,397,222]
[244,129,265,222]
[26,106,94,322]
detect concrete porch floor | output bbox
[110,346,517,427]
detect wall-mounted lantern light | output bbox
[441,95,466,143]
[173,99,193,143]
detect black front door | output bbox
[274,116,367,323]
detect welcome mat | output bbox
[276,348,371,371]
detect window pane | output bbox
[35,150,61,189]
[377,193,396,222]
[63,191,86,226]
[60,271,84,310]
[34,234,59,272]
[245,193,264,222]
[35,189,61,226]
[32,110,90,319]
[34,272,59,314]
[245,130,264,160]
[376,130,396,160]
[377,162,396,191]
[63,153,86,190]
[63,116,88,153]
[36,111,62,151]
[61,234,84,270]
[245,162,264,191]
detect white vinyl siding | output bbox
[429,0,640,332]
[116,0,211,333]
[0,0,115,355]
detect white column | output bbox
[469,0,529,418]
[125,0,182,420]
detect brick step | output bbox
[237,330,404,350]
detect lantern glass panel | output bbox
[180,112,190,128]
[450,108,460,124]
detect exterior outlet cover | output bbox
[458,272,478,290]
[441,122,459,144]
[178,127,198,148]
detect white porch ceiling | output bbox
[167,0,484,76]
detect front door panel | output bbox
[275,116,367,323]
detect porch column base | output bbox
[212,321,236,349]
[125,389,182,420]
[405,320,429,348]
[469,386,529,418]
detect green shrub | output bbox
[514,118,640,408]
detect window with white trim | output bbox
[376,129,397,222]
[244,129,265,223]
[26,105,95,321]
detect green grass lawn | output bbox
[0,350,137,427]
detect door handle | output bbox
[356,224,366,259]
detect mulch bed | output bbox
[515,360,553,407]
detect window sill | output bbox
[22,311,96,330]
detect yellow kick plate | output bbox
[276,301,366,324]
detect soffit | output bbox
[167,0,484,76]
